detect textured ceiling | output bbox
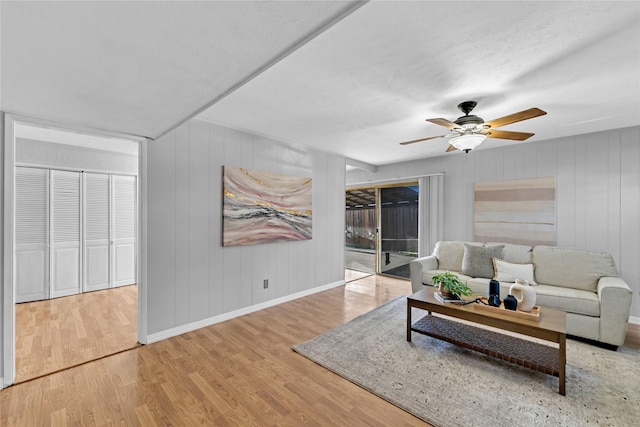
[199,1,640,166]
[0,1,362,138]
[2,1,639,167]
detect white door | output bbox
[112,175,136,287]
[15,167,49,303]
[50,170,82,298]
[83,173,110,292]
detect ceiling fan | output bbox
[400,101,547,153]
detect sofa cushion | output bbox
[533,246,618,292]
[461,243,504,278]
[487,242,532,263]
[422,270,473,287]
[533,285,600,317]
[433,241,476,272]
[492,258,537,284]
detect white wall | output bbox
[347,126,640,318]
[16,138,138,175]
[145,119,345,336]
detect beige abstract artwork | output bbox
[474,177,556,246]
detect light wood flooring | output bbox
[14,285,138,383]
[3,273,639,426]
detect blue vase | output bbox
[504,295,518,311]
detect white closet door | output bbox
[112,175,136,287]
[15,167,49,303]
[83,173,110,292]
[50,170,81,298]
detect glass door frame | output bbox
[345,181,419,277]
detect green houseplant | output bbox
[431,271,473,299]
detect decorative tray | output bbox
[473,297,541,321]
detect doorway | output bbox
[345,183,419,279]
[3,115,143,386]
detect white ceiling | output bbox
[2,1,639,167]
[1,1,362,137]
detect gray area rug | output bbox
[293,297,640,427]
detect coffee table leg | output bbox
[407,301,412,342]
[559,333,566,396]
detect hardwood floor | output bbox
[3,274,429,426]
[344,268,373,283]
[2,273,638,426]
[14,285,138,383]
[625,323,640,349]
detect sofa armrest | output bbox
[597,277,633,346]
[409,256,439,294]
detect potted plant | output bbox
[431,271,473,299]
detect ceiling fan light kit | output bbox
[400,100,547,153]
[450,133,487,153]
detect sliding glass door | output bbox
[345,188,376,274]
[345,183,418,278]
[379,185,419,277]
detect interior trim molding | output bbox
[146,279,346,344]
[137,140,148,345]
[15,163,138,177]
[346,158,377,173]
[629,316,640,326]
[347,172,445,189]
[3,113,16,388]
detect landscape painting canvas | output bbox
[222,166,312,247]
[474,176,556,246]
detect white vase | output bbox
[509,279,536,312]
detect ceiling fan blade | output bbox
[483,108,547,129]
[446,144,457,152]
[399,135,447,145]
[426,118,461,130]
[484,129,535,141]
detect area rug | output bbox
[293,297,640,427]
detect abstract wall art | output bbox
[474,176,556,246]
[222,166,312,247]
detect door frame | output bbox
[345,181,418,276]
[2,113,147,388]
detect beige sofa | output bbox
[409,241,633,348]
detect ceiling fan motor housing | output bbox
[455,101,484,129]
[454,114,484,129]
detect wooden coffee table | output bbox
[407,287,567,395]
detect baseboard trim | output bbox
[629,316,640,326]
[146,280,346,344]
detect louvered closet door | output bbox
[50,170,82,298]
[83,173,110,292]
[15,167,49,303]
[112,175,136,287]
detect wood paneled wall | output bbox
[347,126,640,319]
[145,119,346,336]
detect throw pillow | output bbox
[492,257,537,284]
[461,244,504,279]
